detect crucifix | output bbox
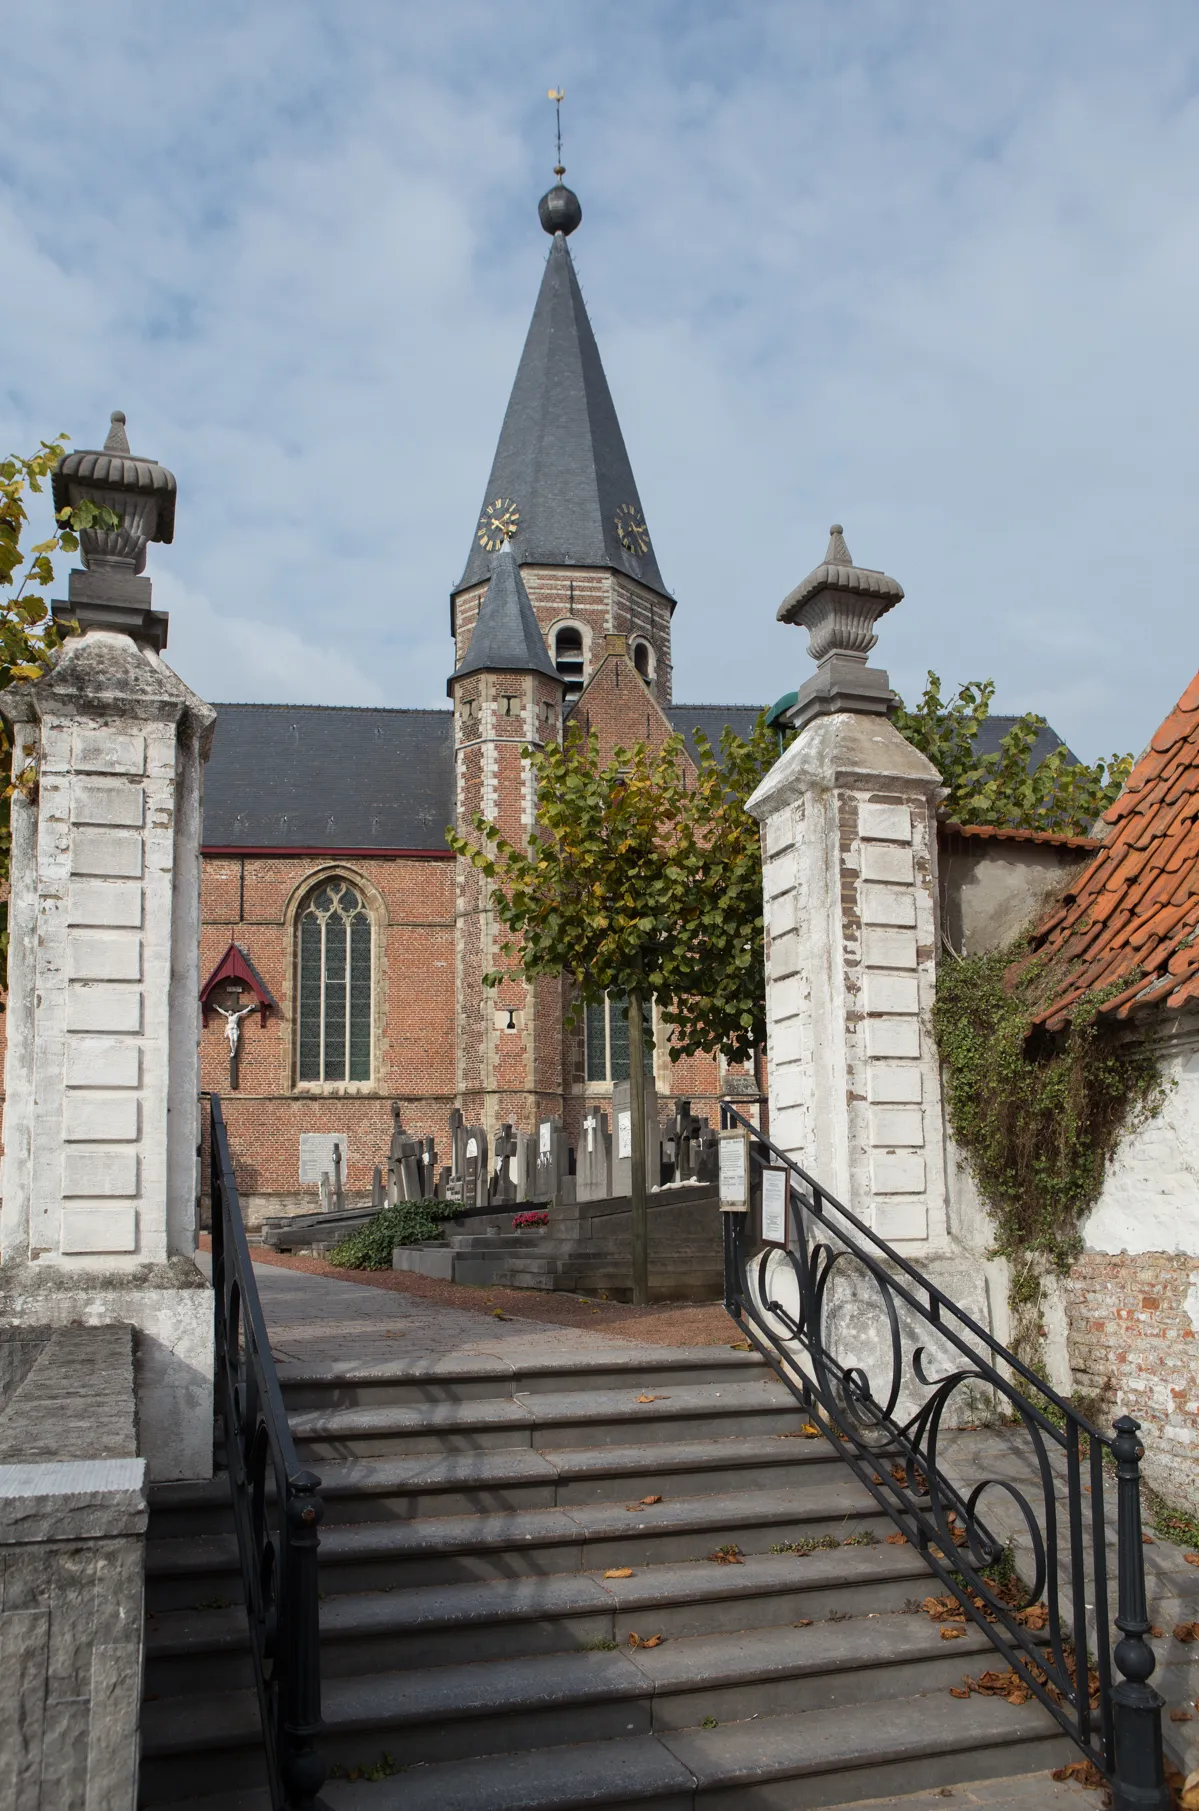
[211,1001,256,1091]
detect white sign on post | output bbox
[539,1121,552,1157]
[299,1133,349,1185]
[718,1129,749,1210]
[761,1166,788,1243]
[616,1110,632,1159]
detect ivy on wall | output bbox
[932,941,1163,1273]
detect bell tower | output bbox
[449,171,678,1144]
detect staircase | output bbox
[140,1345,1071,1811]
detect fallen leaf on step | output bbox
[728,1340,751,1351]
[1171,1710,1194,1722]
[626,1496,662,1510]
[1185,1552,1199,1565]
[1141,1532,1153,1542]
[636,1393,663,1404]
[1175,1623,1199,1644]
[872,1474,884,1484]
[627,1631,664,1649]
[1151,1626,1165,1638]
[940,1626,966,1640]
[793,1618,813,1627]
[1183,1768,1199,1810]
[886,1533,909,1545]
[707,1544,743,1564]
[1015,1603,1049,1630]
[949,1687,970,1699]
[801,1423,820,1437]
[1052,1760,1107,1789]
[604,1568,633,1579]
[491,1310,507,1320]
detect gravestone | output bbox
[577,1108,612,1202]
[463,1126,489,1209]
[492,1124,518,1204]
[535,1117,572,1202]
[611,1077,662,1197]
[372,1166,383,1211]
[513,1131,538,1202]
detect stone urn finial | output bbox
[775,523,904,731]
[49,411,176,651]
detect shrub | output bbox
[327,1201,460,1270]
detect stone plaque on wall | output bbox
[299,1133,349,1184]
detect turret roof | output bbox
[451,540,560,684]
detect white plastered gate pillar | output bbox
[746,527,990,1328]
[0,414,217,1481]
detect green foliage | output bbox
[0,439,120,964]
[326,1201,460,1270]
[894,672,1131,835]
[447,713,787,1063]
[770,1534,839,1555]
[932,942,1162,1270]
[1150,1497,1199,1552]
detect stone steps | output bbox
[145,1478,889,1610]
[286,1377,798,1456]
[146,1543,933,1695]
[140,1608,1032,1802]
[140,1341,1072,1809]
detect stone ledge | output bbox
[0,1456,148,1542]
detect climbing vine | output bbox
[932,940,1163,1274]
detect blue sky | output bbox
[5,2,1199,762]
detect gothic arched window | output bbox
[554,624,585,701]
[631,638,655,685]
[296,879,373,1083]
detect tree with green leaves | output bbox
[0,438,118,959]
[448,718,783,1304]
[893,672,1130,835]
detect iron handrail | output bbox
[208,1093,328,1810]
[719,1099,1168,1811]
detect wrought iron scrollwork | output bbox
[719,1101,1168,1809]
[209,1093,329,1810]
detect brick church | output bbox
[198,177,764,1222]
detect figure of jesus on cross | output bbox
[211,1002,256,1091]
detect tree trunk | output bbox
[628,987,650,1308]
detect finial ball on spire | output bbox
[538,182,582,236]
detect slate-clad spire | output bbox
[456,192,669,601]
[452,539,561,683]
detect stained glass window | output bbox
[584,993,653,1082]
[296,881,372,1082]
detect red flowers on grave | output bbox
[512,1211,550,1229]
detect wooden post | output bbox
[628,988,650,1308]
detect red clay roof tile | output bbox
[1028,668,1199,1027]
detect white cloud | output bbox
[4,1,1199,760]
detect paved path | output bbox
[256,1258,727,1374]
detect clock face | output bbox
[615,502,649,556]
[477,496,520,553]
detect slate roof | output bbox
[452,541,560,684]
[202,705,455,851]
[455,233,669,602]
[973,714,1079,769]
[1022,671,1199,1030]
[669,705,767,766]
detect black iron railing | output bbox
[719,1101,1167,1811]
[209,1093,328,1810]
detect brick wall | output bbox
[1065,1250,1199,1512]
[200,851,456,1212]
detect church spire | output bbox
[455,183,669,603]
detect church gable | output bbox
[567,633,684,767]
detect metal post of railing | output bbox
[280,1471,328,1808]
[1110,1416,1169,1811]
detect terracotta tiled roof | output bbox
[939,822,1100,852]
[1022,671,1199,1030]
